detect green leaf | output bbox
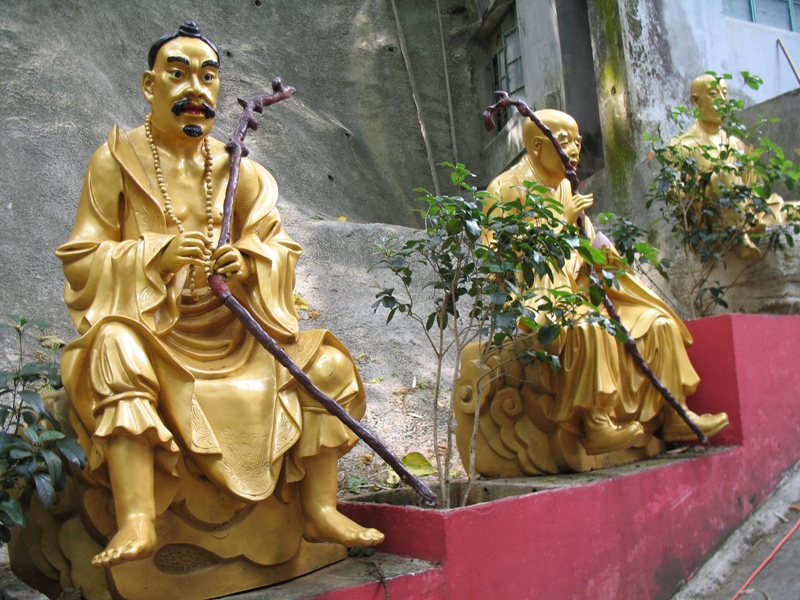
[465,219,481,239]
[493,311,516,330]
[19,390,45,414]
[401,452,437,476]
[33,472,56,508]
[22,319,50,331]
[40,449,65,490]
[37,430,65,444]
[490,291,508,305]
[15,456,37,478]
[346,476,366,494]
[8,448,33,461]
[0,432,22,453]
[445,218,462,235]
[22,427,39,445]
[589,285,605,307]
[537,325,560,346]
[614,326,630,344]
[55,438,86,469]
[0,499,27,528]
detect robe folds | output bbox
[486,156,699,429]
[56,126,365,508]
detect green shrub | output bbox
[0,315,85,543]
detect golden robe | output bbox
[56,126,365,507]
[486,156,699,431]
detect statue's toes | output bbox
[92,543,133,568]
[360,528,385,547]
[92,551,112,569]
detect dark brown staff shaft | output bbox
[209,79,439,506]
[482,91,709,445]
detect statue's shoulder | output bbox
[671,122,703,146]
[205,135,230,160]
[727,133,746,150]
[234,154,278,213]
[85,126,125,186]
[487,157,529,199]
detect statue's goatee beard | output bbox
[183,125,204,137]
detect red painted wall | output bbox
[339,314,800,599]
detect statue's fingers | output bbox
[211,254,236,271]
[216,262,241,276]
[182,237,209,250]
[210,244,235,261]
[182,245,206,259]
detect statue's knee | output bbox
[644,317,676,342]
[93,322,144,350]
[88,322,156,396]
[306,345,357,398]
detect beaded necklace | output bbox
[145,113,214,301]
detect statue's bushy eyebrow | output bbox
[167,56,190,66]
[202,60,220,69]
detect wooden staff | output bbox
[482,92,709,444]
[208,79,439,505]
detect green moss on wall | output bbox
[591,0,638,215]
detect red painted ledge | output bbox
[338,314,800,600]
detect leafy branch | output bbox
[373,163,618,507]
[0,316,85,543]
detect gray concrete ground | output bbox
[673,460,800,600]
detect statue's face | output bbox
[142,36,220,139]
[692,78,728,125]
[535,114,582,179]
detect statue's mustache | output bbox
[171,99,216,119]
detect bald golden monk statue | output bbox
[454,110,728,476]
[669,74,785,260]
[10,22,381,600]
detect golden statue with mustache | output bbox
[11,22,382,600]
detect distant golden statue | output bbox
[454,109,728,477]
[11,22,381,600]
[669,73,784,260]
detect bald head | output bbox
[690,74,728,125]
[522,109,578,156]
[521,109,582,184]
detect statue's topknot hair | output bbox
[147,21,219,69]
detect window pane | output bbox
[756,0,791,29]
[505,28,521,62]
[506,58,523,93]
[723,0,754,20]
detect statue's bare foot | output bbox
[303,507,384,548]
[91,515,157,568]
